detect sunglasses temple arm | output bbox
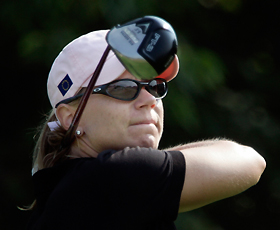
[62,45,111,148]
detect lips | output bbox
[131,119,157,126]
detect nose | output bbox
[135,87,157,109]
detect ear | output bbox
[56,104,76,130]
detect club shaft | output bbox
[62,45,111,147]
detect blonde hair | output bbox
[33,91,84,171]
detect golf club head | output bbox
[106,16,178,80]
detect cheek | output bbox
[82,102,130,146]
[85,107,126,132]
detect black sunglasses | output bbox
[55,78,168,108]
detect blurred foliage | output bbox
[1,0,279,229]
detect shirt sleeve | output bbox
[97,147,186,222]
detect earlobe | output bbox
[76,128,84,137]
[56,104,75,130]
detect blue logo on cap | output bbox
[58,74,73,96]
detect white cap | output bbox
[47,30,126,108]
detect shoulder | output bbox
[34,148,184,177]
[97,147,184,168]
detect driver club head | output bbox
[106,15,178,80]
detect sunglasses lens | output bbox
[107,81,138,100]
[148,79,167,98]
[106,79,167,101]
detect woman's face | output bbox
[76,71,164,155]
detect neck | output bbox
[69,137,99,158]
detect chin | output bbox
[136,137,159,149]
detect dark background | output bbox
[1,0,279,229]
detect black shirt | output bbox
[27,147,185,230]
